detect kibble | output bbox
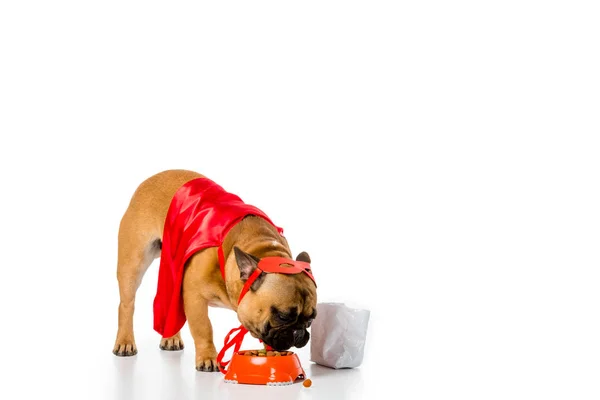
[303,379,312,388]
[238,349,293,356]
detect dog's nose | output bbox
[293,329,309,348]
[293,329,304,340]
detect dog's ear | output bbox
[234,247,266,291]
[234,246,260,281]
[296,251,311,263]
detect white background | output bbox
[1,1,599,399]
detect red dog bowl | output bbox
[223,350,306,386]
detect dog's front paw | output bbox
[195,355,220,372]
[113,340,137,356]
[160,333,184,351]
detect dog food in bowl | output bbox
[237,350,293,356]
[224,348,305,385]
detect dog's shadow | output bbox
[210,363,364,400]
[112,354,138,400]
[158,351,190,400]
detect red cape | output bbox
[153,177,283,338]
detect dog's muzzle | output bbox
[263,328,310,351]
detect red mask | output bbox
[238,257,317,304]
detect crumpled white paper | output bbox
[309,302,370,369]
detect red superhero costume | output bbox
[153,176,316,373]
[152,177,283,338]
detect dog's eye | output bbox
[275,313,295,324]
[271,306,298,324]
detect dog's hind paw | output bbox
[160,334,184,351]
[113,341,138,356]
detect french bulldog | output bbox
[112,169,317,371]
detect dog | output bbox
[112,169,318,371]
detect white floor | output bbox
[91,341,370,400]
[9,298,378,400]
[5,251,599,400]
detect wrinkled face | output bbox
[234,248,317,351]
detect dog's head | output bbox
[233,247,317,351]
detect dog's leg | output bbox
[182,252,220,371]
[113,212,162,356]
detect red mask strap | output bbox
[216,324,248,374]
[238,268,263,305]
